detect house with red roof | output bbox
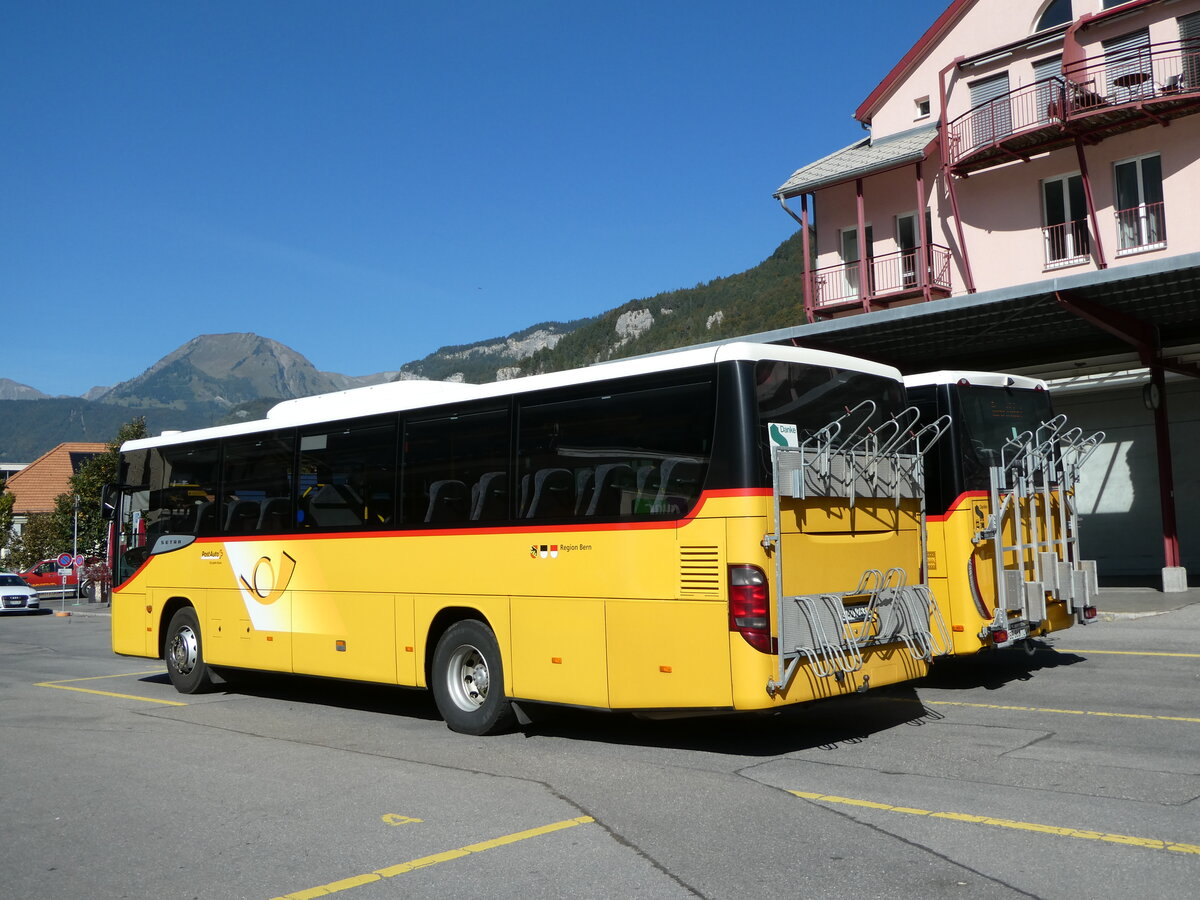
[2,442,105,547]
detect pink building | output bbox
[770,0,1200,589]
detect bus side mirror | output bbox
[101,484,118,521]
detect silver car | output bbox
[0,573,41,613]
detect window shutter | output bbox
[967,72,1012,147]
[1103,29,1151,98]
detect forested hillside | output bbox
[517,230,805,375]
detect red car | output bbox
[19,558,93,595]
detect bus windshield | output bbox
[954,385,1054,488]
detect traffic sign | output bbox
[74,554,85,567]
[57,553,73,568]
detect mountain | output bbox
[96,333,357,409]
[0,378,50,401]
[395,320,589,383]
[1,230,807,461]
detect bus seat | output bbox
[518,474,531,517]
[425,479,469,523]
[586,463,635,516]
[471,472,508,520]
[308,483,363,528]
[573,468,595,514]
[525,468,574,518]
[193,501,216,535]
[224,499,260,534]
[636,464,659,495]
[257,497,292,532]
[654,458,703,515]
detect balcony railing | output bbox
[811,245,952,310]
[947,39,1200,170]
[1115,201,1166,255]
[1042,218,1092,269]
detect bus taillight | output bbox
[1083,606,1097,620]
[729,565,775,653]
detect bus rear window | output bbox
[755,360,906,448]
[954,386,1054,485]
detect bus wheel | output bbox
[164,607,214,694]
[431,620,516,735]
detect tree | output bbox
[0,490,14,561]
[49,417,148,558]
[6,513,58,572]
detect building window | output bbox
[1114,154,1165,254]
[1103,28,1152,101]
[1041,174,1090,268]
[967,72,1012,148]
[1036,0,1072,33]
[915,97,931,119]
[1180,11,1200,91]
[837,225,874,301]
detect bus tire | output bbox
[164,607,214,694]
[431,620,516,735]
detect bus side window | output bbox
[517,378,714,521]
[221,432,295,536]
[401,408,508,527]
[299,417,397,531]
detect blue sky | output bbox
[3,1,947,396]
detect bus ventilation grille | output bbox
[679,546,721,597]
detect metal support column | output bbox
[1074,137,1108,270]
[915,161,930,303]
[856,178,871,313]
[1054,291,1196,588]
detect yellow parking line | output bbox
[924,700,1200,725]
[35,670,186,706]
[1054,649,1200,658]
[790,791,1200,856]
[272,816,596,900]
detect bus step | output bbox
[1024,580,1047,623]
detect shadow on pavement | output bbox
[917,643,1086,692]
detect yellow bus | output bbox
[109,342,949,734]
[904,371,1102,655]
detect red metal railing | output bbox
[1115,201,1166,253]
[1042,218,1092,268]
[947,77,1066,161]
[811,245,952,309]
[947,39,1200,167]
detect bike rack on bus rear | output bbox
[764,403,951,696]
[981,417,1104,643]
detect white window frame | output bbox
[838,224,873,300]
[1113,152,1165,256]
[1041,172,1090,269]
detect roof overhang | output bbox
[774,124,939,198]
[736,252,1200,375]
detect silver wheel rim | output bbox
[169,624,199,676]
[445,643,489,712]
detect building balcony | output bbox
[1040,201,1167,270]
[808,244,952,317]
[1043,218,1092,269]
[947,40,1200,174]
[1115,200,1166,256]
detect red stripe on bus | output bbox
[926,490,988,522]
[114,487,777,582]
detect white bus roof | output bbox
[122,342,903,452]
[903,370,1048,391]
